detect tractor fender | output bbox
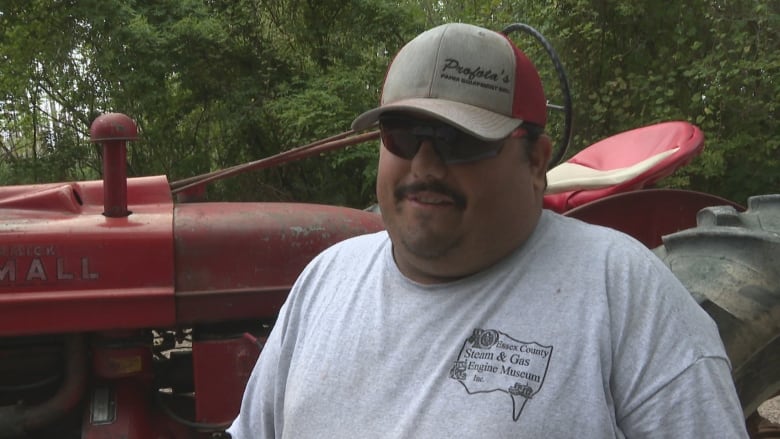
[653,194,780,417]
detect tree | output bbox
[1,0,777,206]
[497,0,778,202]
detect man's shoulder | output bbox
[541,210,646,251]
[307,230,389,268]
[289,230,389,302]
[324,229,389,253]
[537,210,669,279]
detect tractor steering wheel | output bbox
[502,23,573,167]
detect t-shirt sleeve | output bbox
[604,238,748,438]
[227,250,323,439]
[226,233,386,438]
[226,298,291,439]
[617,356,747,438]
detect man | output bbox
[228,23,747,438]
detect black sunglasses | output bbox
[378,116,520,164]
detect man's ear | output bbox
[530,135,553,191]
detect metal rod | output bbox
[170,130,380,195]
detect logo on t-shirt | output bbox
[449,328,553,421]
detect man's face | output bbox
[376,114,551,284]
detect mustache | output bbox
[394,181,467,209]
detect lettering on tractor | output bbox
[0,257,99,283]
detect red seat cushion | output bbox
[543,121,704,213]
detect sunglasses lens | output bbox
[380,128,419,160]
[379,117,506,164]
[442,136,503,164]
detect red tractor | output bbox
[1,25,778,438]
[0,112,386,438]
[1,110,778,439]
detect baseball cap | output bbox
[351,23,547,141]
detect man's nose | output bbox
[411,139,447,179]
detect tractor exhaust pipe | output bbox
[90,113,138,218]
[0,335,87,437]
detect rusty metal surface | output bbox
[0,176,176,336]
[89,113,138,142]
[173,202,385,324]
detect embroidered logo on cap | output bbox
[438,58,513,95]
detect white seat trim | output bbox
[545,147,679,195]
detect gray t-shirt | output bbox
[228,211,747,438]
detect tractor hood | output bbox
[0,176,385,336]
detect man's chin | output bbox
[399,233,460,260]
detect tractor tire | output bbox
[653,194,780,418]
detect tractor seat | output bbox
[543,121,704,213]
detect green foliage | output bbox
[0,0,777,207]
[491,0,779,202]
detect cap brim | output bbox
[351,98,523,141]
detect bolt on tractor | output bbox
[0,24,778,439]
